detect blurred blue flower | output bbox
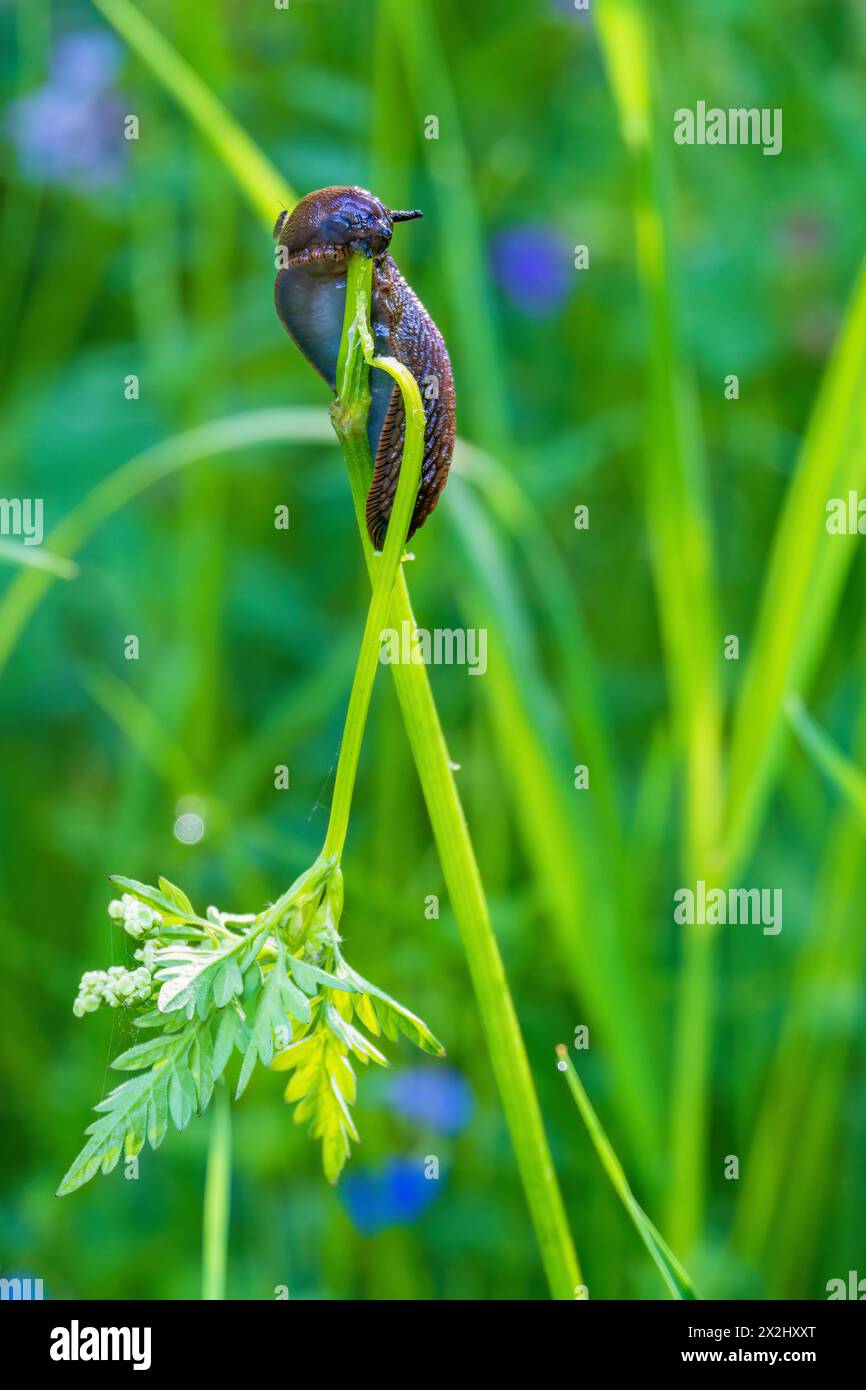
[6,31,126,190]
[341,1158,440,1236]
[383,1065,473,1136]
[491,223,573,317]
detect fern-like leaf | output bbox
[274,1021,360,1183]
[334,950,445,1056]
[56,1017,226,1196]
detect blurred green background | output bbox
[2,0,866,1300]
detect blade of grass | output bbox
[0,539,78,580]
[172,0,236,774]
[596,0,724,1252]
[735,811,866,1286]
[80,665,201,798]
[735,687,866,1282]
[724,254,866,878]
[555,1046,698,1299]
[0,0,49,387]
[380,0,510,449]
[785,693,866,822]
[452,442,622,846]
[0,408,331,676]
[90,0,295,221]
[445,475,663,1169]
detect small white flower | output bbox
[113,893,163,939]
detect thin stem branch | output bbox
[201,1082,232,1300]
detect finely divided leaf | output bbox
[324,1000,389,1068]
[334,952,445,1056]
[274,1025,359,1183]
[286,954,353,996]
[57,1021,213,1195]
[212,1006,247,1080]
[156,935,255,1017]
[111,1033,179,1071]
[236,952,311,1099]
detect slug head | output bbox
[274,186,422,269]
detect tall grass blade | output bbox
[725,256,866,876]
[446,476,663,1166]
[785,694,866,824]
[0,409,331,675]
[380,0,509,447]
[91,0,295,221]
[596,0,723,1250]
[0,539,78,580]
[555,1047,698,1299]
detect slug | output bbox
[274,185,456,551]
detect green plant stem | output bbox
[322,256,425,863]
[330,263,581,1300]
[202,1082,232,1300]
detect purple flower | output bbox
[6,31,126,190]
[341,1158,440,1236]
[383,1066,473,1136]
[490,223,574,317]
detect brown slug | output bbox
[274,185,456,551]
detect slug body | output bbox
[274,185,455,550]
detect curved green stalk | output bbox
[322,255,425,862]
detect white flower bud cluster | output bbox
[133,939,159,973]
[108,894,163,940]
[73,964,153,1017]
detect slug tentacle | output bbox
[274,185,455,550]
